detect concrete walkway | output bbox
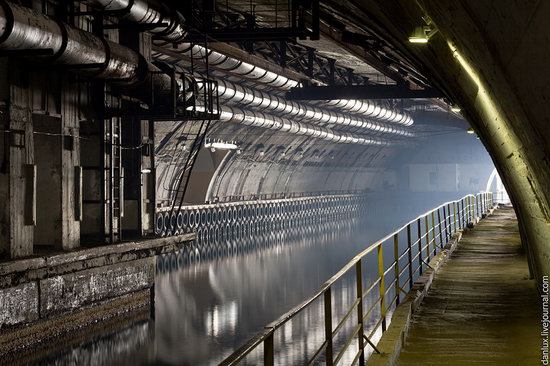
[397,207,540,365]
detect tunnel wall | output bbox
[355,0,550,282]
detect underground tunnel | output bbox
[0,0,545,365]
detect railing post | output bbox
[463,199,467,226]
[431,211,436,253]
[464,197,468,224]
[356,261,365,365]
[417,218,423,275]
[264,333,274,366]
[458,199,464,229]
[453,201,458,232]
[466,196,472,226]
[378,244,387,332]
[324,288,333,365]
[425,215,430,261]
[406,224,413,289]
[443,205,449,242]
[393,233,400,306]
[470,196,474,223]
[437,208,443,248]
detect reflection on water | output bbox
[38,192,461,365]
[152,216,388,366]
[36,322,152,366]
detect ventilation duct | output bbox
[0,1,191,105]
[87,0,415,126]
[315,99,412,125]
[86,0,187,42]
[212,79,413,136]
[217,106,392,146]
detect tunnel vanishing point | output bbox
[0,0,547,365]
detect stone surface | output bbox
[367,227,464,366]
[397,207,539,365]
[39,257,154,317]
[353,0,550,287]
[0,289,151,363]
[0,282,38,328]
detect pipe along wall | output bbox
[0,0,189,107]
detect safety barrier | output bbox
[154,194,368,237]
[155,217,362,275]
[219,192,494,365]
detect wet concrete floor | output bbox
[397,207,540,365]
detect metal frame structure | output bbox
[182,0,320,42]
[220,192,495,365]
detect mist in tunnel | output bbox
[42,111,495,365]
[0,1,542,364]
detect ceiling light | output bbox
[204,140,238,150]
[451,105,461,113]
[409,16,438,44]
[409,26,430,43]
[467,128,475,134]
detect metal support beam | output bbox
[286,85,444,100]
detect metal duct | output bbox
[0,0,192,107]
[84,1,299,89]
[86,0,187,42]
[0,1,146,81]
[217,106,391,146]
[87,0,415,126]
[317,98,413,125]
[169,47,414,125]
[213,79,414,136]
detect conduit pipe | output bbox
[213,79,414,136]
[87,0,414,125]
[86,0,187,42]
[216,105,391,146]
[0,1,142,81]
[165,45,413,125]
[0,1,189,103]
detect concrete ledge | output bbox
[39,258,154,317]
[0,289,151,364]
[0,283,38,327]
[0,234,193,335]
[0,233,195,278]
[366,207,498,366]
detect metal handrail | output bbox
[220,192,494,366]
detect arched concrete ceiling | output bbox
[350,0,550,282]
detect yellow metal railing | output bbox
[220,192,494,366]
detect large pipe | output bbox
[86,0,186,42]
[0,1,143,82]
[0,0,190,106]
[217,106,392,146]
[88,0,414,125]
[214,79,414,136]
[164,45,414,124]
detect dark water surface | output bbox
[38,192,464,366]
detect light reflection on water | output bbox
[38,192,459,365]
[152,217,388,366]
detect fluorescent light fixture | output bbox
[204,141,238,150]
[141,169,152,174]
[409,27,430,43]
[451,105,461,113]
[467,128,475,134]
[409,17,438,44]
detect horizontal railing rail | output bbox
[220,192,494,366]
